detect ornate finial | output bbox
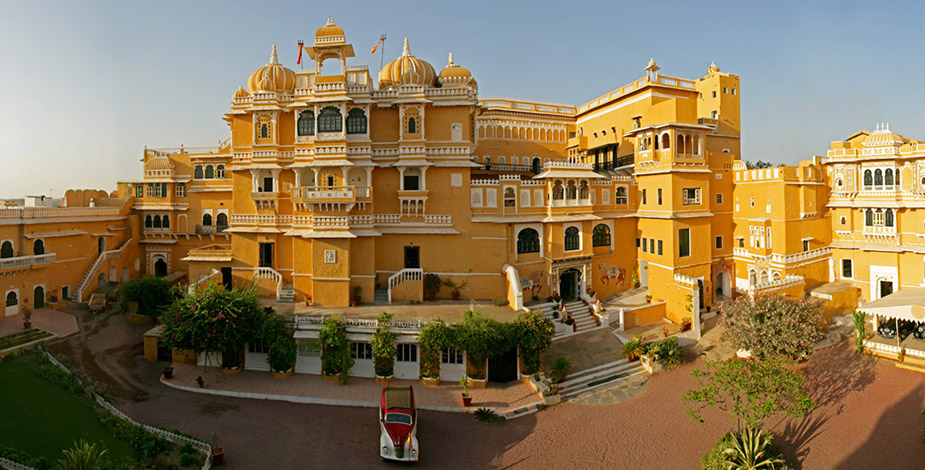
[645,58,659,72]
[326,17,335,26]
[708,61,720,74]
[402,38,410,57]
[269,44,279,65]
[448,52,454,66]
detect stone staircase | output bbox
[558,358,647,398]
[374,288,389,304]
[278,284,294,303]
[563,300,597,332]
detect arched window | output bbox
[318,106,342,133]
[865,209,873,226]
[566,181,577,199]
[552,181,564,200]
[836,178,843,188]
[205,165,214,179]
[885,209,894,227]
[840,216,847,225]
[615,186,627,204]
[885,169,894,186]
[748,270,756,286]
[202,214,213,226]
[895,171,900,186]
[153,215,162,228]
[5,292,17,307]
[346,108,367,134]
[564,227,580,251]
[194,165,203,179]
[874,169,883,186]
[517,228,540,254]
[579,181,589,200]
[592,224,611,247]
[661,133,670,149]
[216,165,225,178]
[216,213,228,229]
[144,215,152,228]
[921,176,925,186]
[260,123,269,138]
[297,110,315,136]
[863,170,872,187]
[874,209,884,226]
[33,239,44,255]
[408,117,417,134]
[162,215,169,228]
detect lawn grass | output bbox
[0,355,133,463]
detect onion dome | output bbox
[233,85,250,98]
[247,44,296,94]
[707,61,720,74]
[864,123,905,147]
[315,17,345,42]
[438,52,472,87]
[644,58,660,73]
[378,38,436,88]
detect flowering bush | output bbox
[721,294,823,360]
[160,282,263,368]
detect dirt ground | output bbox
[47,304,925,469]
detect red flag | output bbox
[297,40,304,65]
[370,38,383,54]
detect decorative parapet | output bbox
[543,161,592,170]
[750,275,804,296]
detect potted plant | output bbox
[442,277,468,301]
[547,357,572,384]
[210,432,224,465]
[22,307,32,329]
[460,374,472,407]
[305,296,312,306]
[621,339,645,361]
[320,315,354,384]
[645,294,652,304]
[423,273,442,301]
[352,285,362,306]
[552,293,561,304]
[632,271,640,288]
[162,365,174,379]
[221,347,243,374]
[373,312,397,383]
[418,319,451,386]
[662,326,669,338]
[586,288,596,300]
[898,347,905,364]
[680,317,692,332]
[268,336,297,378]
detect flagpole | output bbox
[379,34,386,74]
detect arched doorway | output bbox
[715,272,731,300]
[33,240,45,256]
[122,267,129,283]
[559,268,581,300]
[154,258,168,277]
[33,286,44,310]
[98,237,106,255]
[532,157,541,174]
[697,280,705,311]
[97,273,106,289]
[5,291,18,316]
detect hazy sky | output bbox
[1,0,923,198]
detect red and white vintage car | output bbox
[379,384,419,462]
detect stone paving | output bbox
[165,362,541,414]
[569,373,649,406]
[543,327,624,373]
[0,307,79,338]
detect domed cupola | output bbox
[233,85,250,99]
[438,52,473,87]
[247,44,296,94]
[378,38,436,89]
[315,17,345,45]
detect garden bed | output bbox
[0,329,54,352]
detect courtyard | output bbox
[37,303,925,469]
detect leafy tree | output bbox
[372,312,398,377]
[160,282,263,368]
[721,294,823,360]
[513,310,555,375]
[852,310,867,353]
[121,276,172,317]
[320,315,353,384]
[418,319,453,379]
[455,311,516,379]
[745,160,773,169]
[57,440,110,470]
[684,356,814,431]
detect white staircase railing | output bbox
[387,268,423,304]
[188,268,221,295]
[74,238,132,302]
[501,264,523,311]
[254,267,283,300]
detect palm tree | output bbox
[57,440,110,470]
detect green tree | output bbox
[160,282,263,368]
[745,160,773,169]
[514,310,555,375]
[721,294,823,360]
[372,312,398,377]
[684,356,814,431]
[852,310,867,353]
[57,440,109,470]
[320,315,353,384]
[455,311,515,379]
[121,276,172,317]
[418,319,454,379]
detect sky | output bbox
[1,0,924,198]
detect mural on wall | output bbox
[598,263,625,287]
[522,270,544,298]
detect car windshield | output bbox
[385,413,412,425]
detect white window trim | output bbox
[563,223,582,252]
[515,223,544,257]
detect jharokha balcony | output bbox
[250,191,280,210]
[291,186,372,212]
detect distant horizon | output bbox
[2,0,924,198]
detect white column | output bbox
[691,287,702,340]
[420,166,428,191]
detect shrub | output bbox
[180,452,197,467]
[514,310,555,375]
[721,294,823,360]
[548,357,572,383]
[655,338,684,370]
[454,311,516,379]
[165,464,179,470]
[179,443,194,454]
[492,298,510,307]
[57,440,109,470]
[0,445,51,470]
[372,312,398,377]
[621,339,645,361]
[701,432,735,470]
[320,315,353,384]
[474,407,499,424]
[267,335,297,372]
[722,427,787,469]
[852,310,867,353]
[418,319,453,379]
[122,276,173,317]
[423,273,442,298]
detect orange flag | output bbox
[370,38,384,54]
[297,40,304,64]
